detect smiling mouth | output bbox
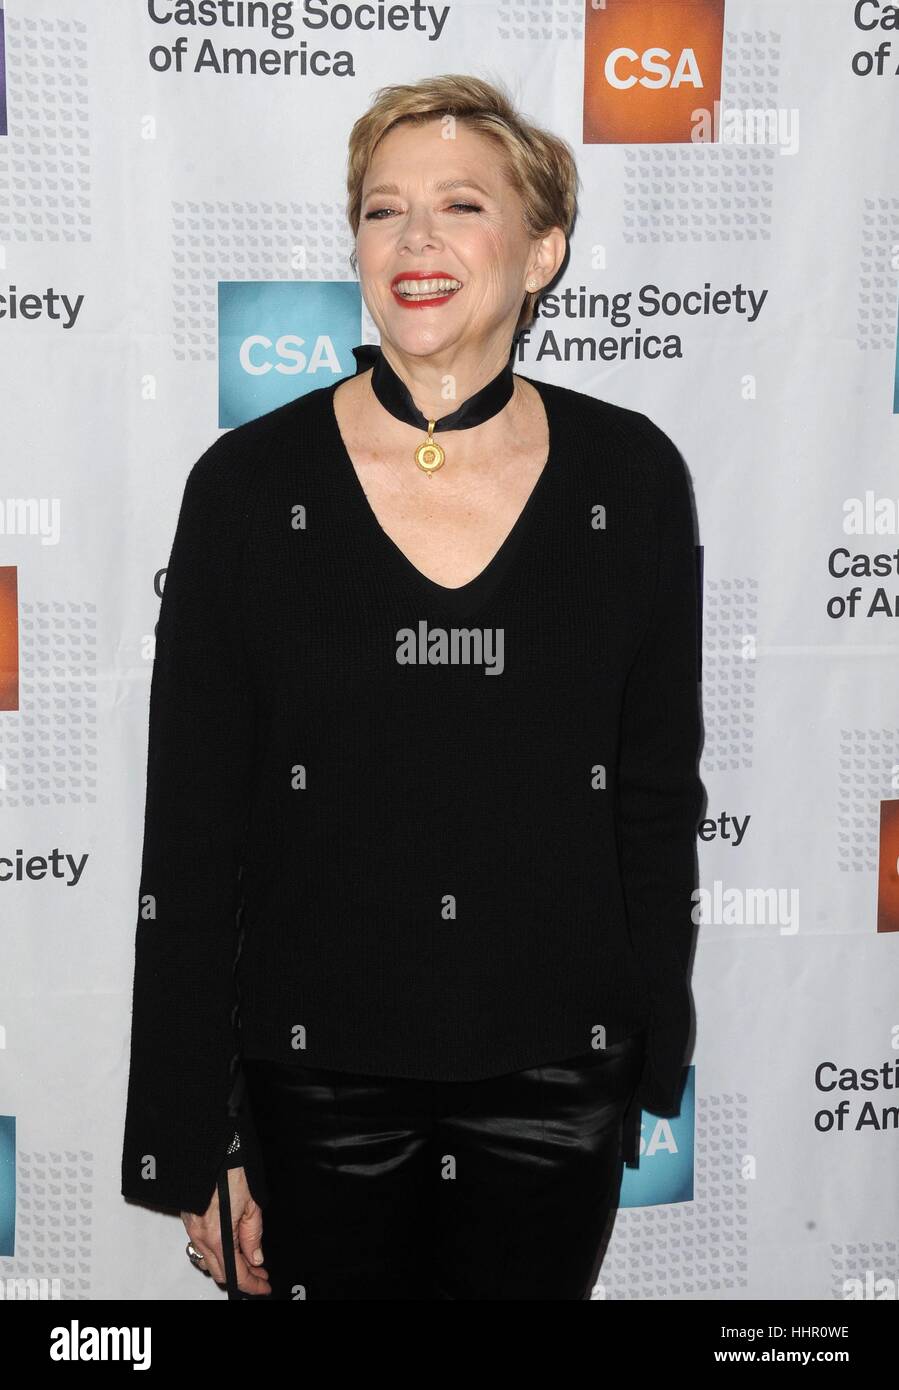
[392,277,463,300]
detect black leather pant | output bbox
[241,1028,646,1300]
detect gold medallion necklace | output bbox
[348,343,516,477]
[414,424,446,476]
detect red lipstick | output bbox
[390,270,463,309]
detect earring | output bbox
[527,278,538,291]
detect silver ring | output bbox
[186,1241,207,1269]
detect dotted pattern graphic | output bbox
[623,141,776,244]
[857,196,899,352]
[0,14,91,243]
[830,1241,899,1300]
[0,1150,93,1300]
[837,729,898,873]
[497,0,584,43]
[1,601,98,805]
[622,24,783,245]
[172,201,356,360]
[700,577,757,775]
[596,1093,750,1299]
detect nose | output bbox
[398,202,441,256]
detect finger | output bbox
[231,1248,272,1296]
[190,1213,271,1296]
[202,1216,270,1295]
[198,1241,270,1296]
[236,1201,267,1274]
[192,1239,225,1286]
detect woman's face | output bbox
[356,118,547,361]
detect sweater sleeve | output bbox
[121,439,267,1216]
[615,417,704,1119]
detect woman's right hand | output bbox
[181,1166,271,1296]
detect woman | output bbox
[121,73,704,1300]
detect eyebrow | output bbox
[362,178,494,200]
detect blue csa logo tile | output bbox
[0,1114,15,1255]
[218,281,362,428]
[620,1066,694,1208]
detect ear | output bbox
[529,226,567,289]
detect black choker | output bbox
[351,343,515,477]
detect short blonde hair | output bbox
[346,73,580,336]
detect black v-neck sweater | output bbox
[121,367,705,1216]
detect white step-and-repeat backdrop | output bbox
[1,0,897,1300]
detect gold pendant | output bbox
[414,420,445,477]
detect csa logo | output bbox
[0,567,18,712]
[0,1114,15,1256]
[218,280,363,428]
[584,0,725,144]
[877,799,899,932]
[619,1065,694,1207]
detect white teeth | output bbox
[395,278,462,297]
